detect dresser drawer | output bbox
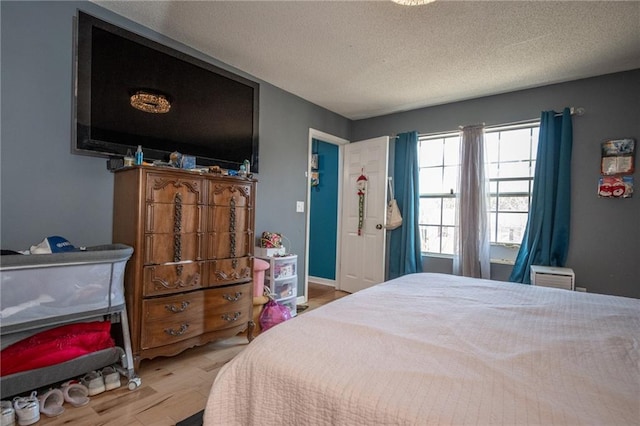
[141,285,250,349]
[143,262,204,297]
[141,292,204,349]
[145,203,204,234]
[206,231,252,259]
[145,173,205,204]
[205,284,252,331]
[209,183,252,207]
[208,257,252,286]
[205,283,252,310]
[207,307,252,331]
[144,233,204,264]
[207,205,250,233]
[143,291,203,321]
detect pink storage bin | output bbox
[253,258,270,297]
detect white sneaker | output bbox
[81,371,105,396]
[12,392,39,426]
[101,366,121,391]
[1,400,15,426]
[37,388,65,418]
[60,380,90,407]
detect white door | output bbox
[339,136,389,293]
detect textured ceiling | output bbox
[93,1,640,120]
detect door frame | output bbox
[303,129,349,303]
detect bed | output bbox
[204,273,639,425]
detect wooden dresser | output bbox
[112,166,255,367]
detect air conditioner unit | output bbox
[530,265,575,291]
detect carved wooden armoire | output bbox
[112,166,255,367]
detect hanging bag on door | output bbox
[386,178,403,230]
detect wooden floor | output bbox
[33,283,348,425]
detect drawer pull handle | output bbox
[223,292,242,302]
[165,301,190,313]
[164,323,189,336]
[222,312,241,322]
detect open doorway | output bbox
[304,129,348,301]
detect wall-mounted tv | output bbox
[74,11,259,172]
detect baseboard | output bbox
[308,276,336,287]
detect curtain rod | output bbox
[485,106,585,130]
[400,106,586,138]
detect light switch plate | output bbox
[296,201,305,212]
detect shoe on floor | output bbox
[101,366,121,391]
[1,400,15,426]
[37,388,64,418]
[60,380,90,407]
[81,371,105,396]
[12,392,39,426]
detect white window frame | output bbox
[418,122,540,263]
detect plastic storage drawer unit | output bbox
[278,296,297,317]
[272,277,296,300]
[272,257,296,279]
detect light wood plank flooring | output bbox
[32,283,347,425]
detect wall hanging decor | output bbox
[356,170,368,235]
[598,176,633,198]
[598,138,635,198]
[311,142,320,188]
[601,138,635,175]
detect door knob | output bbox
[376,224,383,230]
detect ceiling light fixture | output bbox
[130,90,171,114]
[391,0,436,5]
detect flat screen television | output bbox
[74,11,260,172]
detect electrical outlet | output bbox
[296,201,305,213]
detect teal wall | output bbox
[309,140,339,280]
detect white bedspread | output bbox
[204,273,640,425]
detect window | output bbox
[418,123,539,258]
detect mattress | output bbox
[204,273,640,425]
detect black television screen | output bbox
[74,11,259,172]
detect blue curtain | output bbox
[509,108,573,283]
[389,131,423,279]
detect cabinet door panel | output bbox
[143,262,205,297]
[206,232,252,259]
[208,206,249,233]
[208,257,252,286]
[144,233,203,264]
[146,203,203,234]
[146,173,204,204]
[209,183,252,207]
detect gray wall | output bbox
[352,70,640,299]
[2,1,638,299]
[0,1,350,299]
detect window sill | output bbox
[490,258,515,266]
[421,253,515,266]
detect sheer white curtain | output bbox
[453,124,491,279]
